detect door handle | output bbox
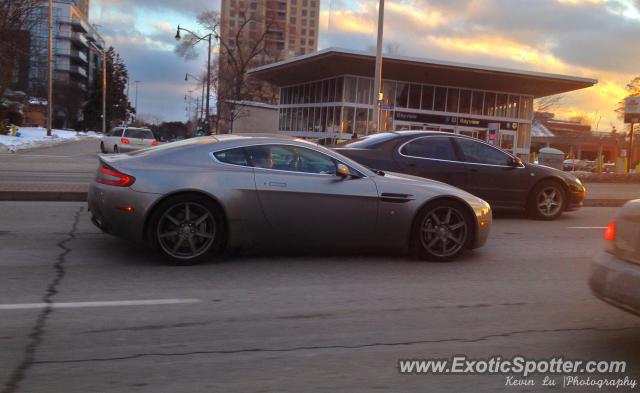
[268,181,287,188]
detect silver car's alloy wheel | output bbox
[420,206,468,258]
[156,202,216,260]
[536,186,563,218]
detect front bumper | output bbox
[566,189,586,211]
[88,181,160,243]
[589,252,640,317]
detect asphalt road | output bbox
[0,140,99,184]
[0,203,639,393]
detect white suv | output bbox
[100,127,158,153]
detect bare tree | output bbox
[534,94,566,114]
[0,0,42,100]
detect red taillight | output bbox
[121,138,130,144]
[151,140,158,146]
[604,220,616,241]
[96,165,135,187]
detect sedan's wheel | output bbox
[412,201,470,262]
[149,196,224,264]
[100,142,106,153]
[529,181,565,220]
[113,145,119,153]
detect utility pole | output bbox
[371,0,385,135]
[629,123,636,173]
[134,80,141,120]
[101,50,107,133]
[47,0,54,136]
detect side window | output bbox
[456,138,511,166]
[113,129,123,137]
[246,145,337,174]
[400,137,458,161]
[214,148,249,166]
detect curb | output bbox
[0,191,87,202]
[583,200,627,207]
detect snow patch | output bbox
[0,127,101,152]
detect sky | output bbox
[89,0,640,130]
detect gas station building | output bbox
[248,48,597,161]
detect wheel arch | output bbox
[142,189,229,243]
[409,196,478,250]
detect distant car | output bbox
[100,127,158,153]
[88,135,492,264]
[334,131,586,220]
[590,199,640,316]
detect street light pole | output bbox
[134,80,141,119]
[102,50,107,133]
[371,0,385,135]
[185,73,207,127]
[175,26,213,134]
[47,0,53,136]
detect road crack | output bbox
[2,207,82,393]
[31,324,640,365]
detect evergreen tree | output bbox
[83,47,134,131]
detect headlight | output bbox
[575,178,582,186]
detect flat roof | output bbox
[248,48,597,98]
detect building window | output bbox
[519,96,533,119]
[408,84,421,109]
[395,83,409,108]
[308,39,314,46]
[335,77,343,102]
[301,28,306,35]
[458,89,471,114]
[382,80,395,106]
[508,95,519,118]
[303,0,308,5]
[342,107,355,133]
[309,29,315,36]
[434,87,447,112]
[471,91,483,115]
[421,85,434,110]
[250,2,257,9]
[300,38,306,45]
[484,92,496,116]
[310,0,317,7]
[301,18,307,25]
[310,10,316,17]
[355,108,368,133]
[343,76,357,103]
[302,9,307,16]
[356,77,371,104]
[290,17,296,24]
[496,94,508,117]
[446,88,459,112]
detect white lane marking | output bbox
[0,154,79,159]
[0,298,201,310]
[567,226,606,229]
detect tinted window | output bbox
[400,137,457,161]
[343,132,397,148]
[246,145,337,174]
[214,148,249,166]
[125,129,155,139]
[456,138,511,166]
[112,128,123,137]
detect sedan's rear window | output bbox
[125,129,155,139]
[343,133,397,148]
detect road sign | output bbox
[624,96,640,124]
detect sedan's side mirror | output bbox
[509,157,523,167]
[336,163,350,178]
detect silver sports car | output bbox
[88,135,492,264]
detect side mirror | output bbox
[336,163,350,178]
[509,157,523,167]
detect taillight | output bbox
[121,138,130,144]
[604,220,616,241]
[151,140,158,146]
[96,165,135,187]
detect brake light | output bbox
[96,165,135,187]
[121,138,130,144]
[604,220,616,241]
[151,140,158,146]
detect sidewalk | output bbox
[0,181,637,206]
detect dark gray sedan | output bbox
[88,135,492,264]
[335,131,586,220]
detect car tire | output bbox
[100,142,106,153]
[411,200,471,262]
[147,195,225,265]
[528,180,565,221]
[113,145,119,153]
